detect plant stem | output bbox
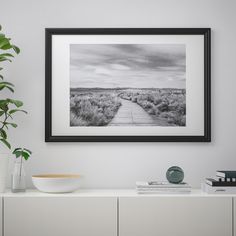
[0,111,8,131]
[19,156,22,178]
[17,156,23,188]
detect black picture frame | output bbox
[45,28,211,142]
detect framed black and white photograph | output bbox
[45,28,211,142]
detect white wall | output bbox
[0,0,236,189]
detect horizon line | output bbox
[70,87,186,90]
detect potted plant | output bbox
[0,25,30,192]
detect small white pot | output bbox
[0,154,9,193]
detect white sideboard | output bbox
[0,190,235,236]
[0,197,2,236]
[234,197,236,236]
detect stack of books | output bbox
[204,170,236,194]
[136,181,191,194]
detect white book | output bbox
[136,181,191,188]
[136,186,191,190]
[136,187,191,191]
[137,189,191,194]
[203,183,236,194]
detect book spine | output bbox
[206,178,236,186]
[216,172,226,178]
[216,172,236,178]
[204,184,236,194]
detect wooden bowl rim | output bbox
[32,174,80,178]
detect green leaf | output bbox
[22,151,30,160]
[0,106,8,113]
[2,81,14,86]
[13,148,32,160]
[0,110,4,116]
[0,75,3,80]
[0,87,14,92]
[1,44,12,50]
[0,100,7,104]
[0,138,11,149]
[13,148,22,155]
[13,148,22,152]
[13,150,22,158]
[9,109,27,114]
[0,57,12,62]
[6,99,23,107]
[5,86,14,92]
[0,81,14,90]
[0,84,5,90]
[8,122,17,128]
[0,129,7,139]
[0,53,14,58]
[0,83,14,92]
[0,38,10,48]
[0,101,8,111]
[12,45,20,54]
[23,148,32,154]
[1,122,17,128]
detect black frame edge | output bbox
[45,29,52,142]
[45,28,211,142]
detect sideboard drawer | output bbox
[234,197,236,236]
[0,197,2,236]
[119,196,232,236]
[4,196,117,236]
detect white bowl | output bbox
[32,174,81,193]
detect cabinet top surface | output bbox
[1,189,236,197]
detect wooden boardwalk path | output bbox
[109,99,160,126]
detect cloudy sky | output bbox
[70,44,186,89]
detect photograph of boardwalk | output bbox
[70,44,186,127]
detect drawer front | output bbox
[0,197,2,236]
[4,196,117,236]
[119,196,232,236]
[234,198,236,236]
